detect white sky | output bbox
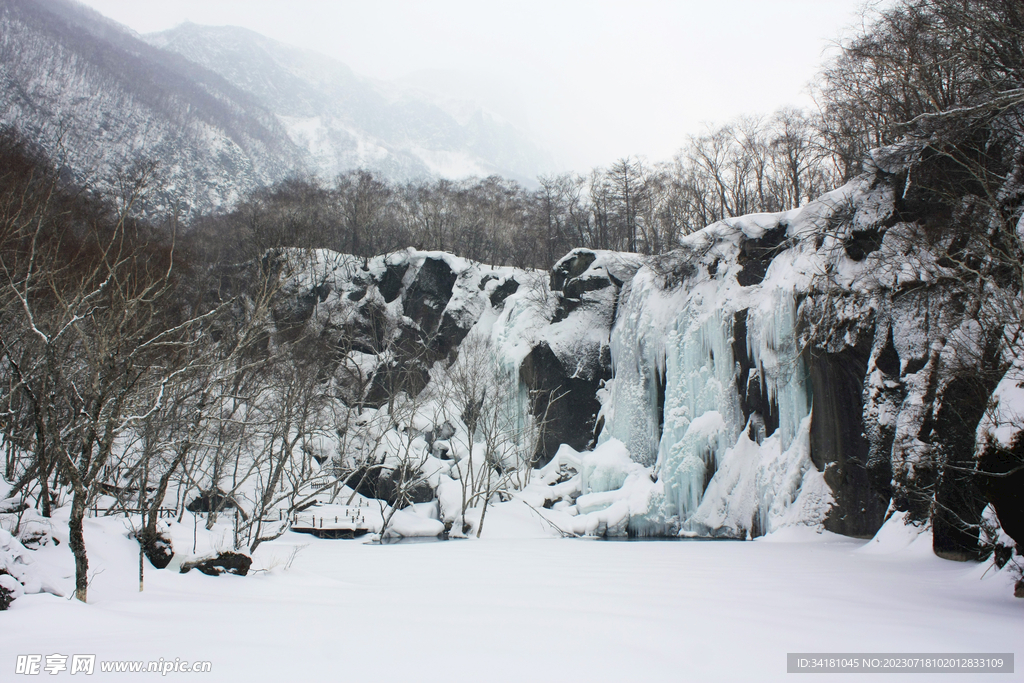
[76,0,870,172]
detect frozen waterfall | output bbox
[598,245,824,537]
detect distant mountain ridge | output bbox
[145,23,555,185]
[0,0,554,217]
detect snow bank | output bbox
[0,528,62,602]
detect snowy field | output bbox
[4,512,1021,683]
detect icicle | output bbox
[601,276,663,466]
[746,287,811,451]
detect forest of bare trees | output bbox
[187,106,841,270]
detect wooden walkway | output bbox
[290,504,373,539]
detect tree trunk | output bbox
[145,442,189,539]
[476,496,489,538]
[476,465,493,538]
[68,490,89,602]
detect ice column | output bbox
[655,308,743,520]
[746,287,811,452]
[601,276,663,466]
[490,293,538,464]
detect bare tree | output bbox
[0,151,217,601]
[430,334,557,537]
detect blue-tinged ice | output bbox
[600,274,664,466]
[655,307,742,521]
[746,286,811,452]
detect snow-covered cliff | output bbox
[251,157,1021,560]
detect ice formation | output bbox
[590,194,847,538]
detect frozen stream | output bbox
[5,516,1021,682]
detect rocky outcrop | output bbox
[180,552,252,577]
[186,490,238,514]
[522,250,643,465]
[803,321,889,538]
[736,224,789,287]
[137,529,174,570]
[519,342,608,464]
[343,465,434,508]
[403,256,458,340]
[587,161,1023,549]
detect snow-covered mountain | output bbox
[0,0,310,217]
[0,0,556,217]
[145,23,556,186]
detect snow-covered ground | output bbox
[5,511,1019,683]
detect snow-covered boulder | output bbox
[0,527,62,606]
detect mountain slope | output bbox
[0,0,306,216]
[0,0,555,218]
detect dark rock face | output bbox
[0,570,14,610]
[736,225,789,286]
[363,357,431,408]
[854,283,1015,558]
[532,249,628,462]
[805,330,889,538]
[550,249,597,291]
[550,251,615,324]
[180,552,251,577]
[845,228,884,261]
[732,309,780,440]
[343,466,380,500]
[865,327,902,499]
[882,307,945,527]
[376,261,408,303]
[519,342,609,466]
[488,277,519,308]
[874,327,901,376]
[434,309,473,360]
[563,274,611,300]
[931,372,1002,560]
[403,257,457,336]
[978,433,1024,552]
[343,465,433,508]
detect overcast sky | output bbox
[77,0,870,172]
